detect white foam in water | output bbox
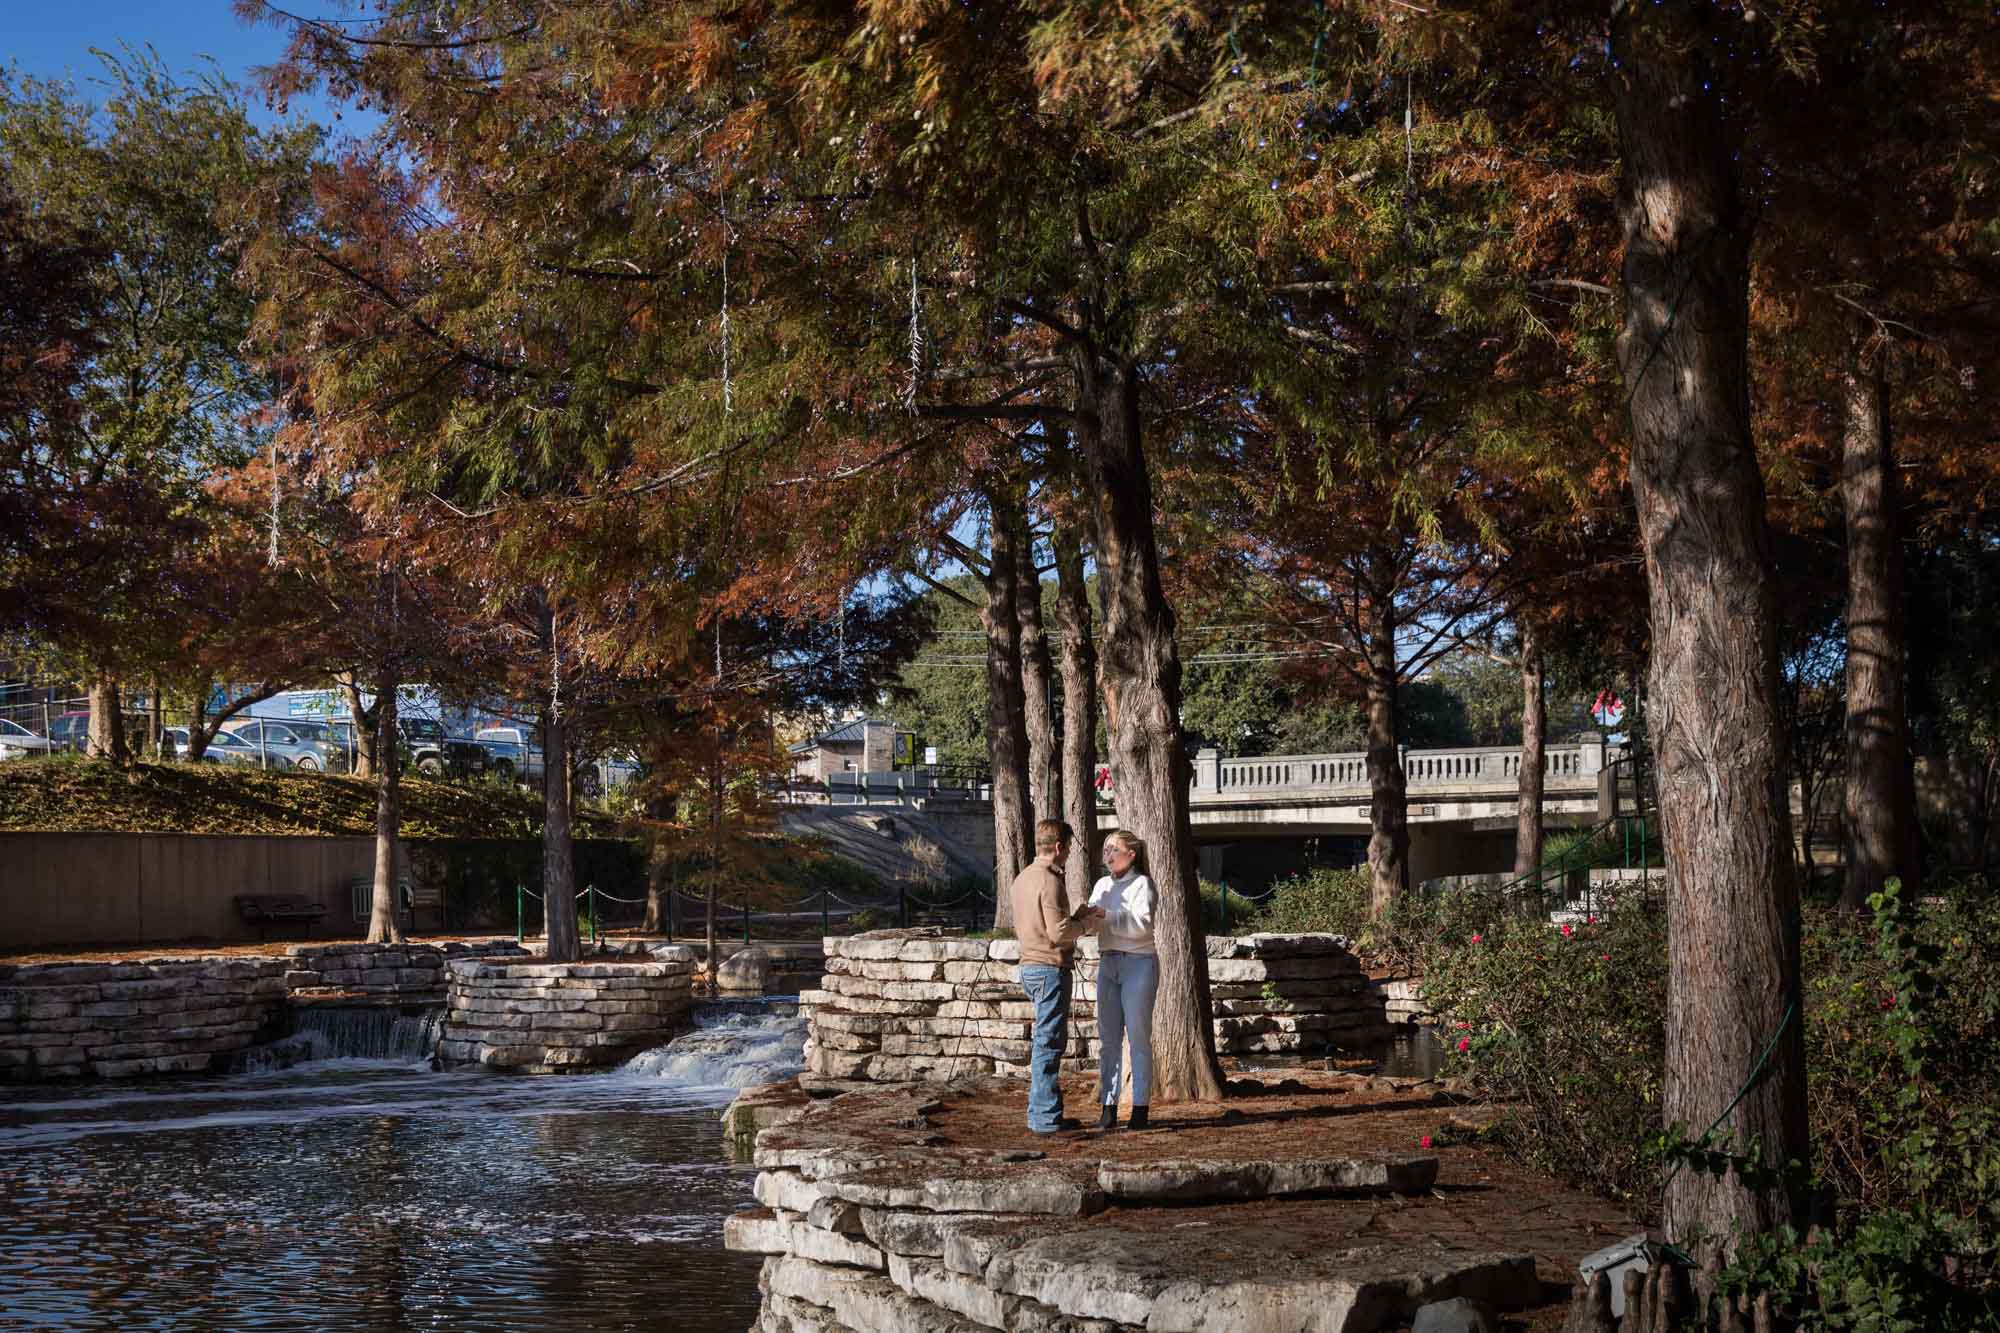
[621,1002,807,1089]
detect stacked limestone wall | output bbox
[439,948,698,1072]
[0,958,286,1080]
[283,939,528,1006]
[801,930,1390,1086]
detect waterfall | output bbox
[233,1007,445,1072]
[619,1000,806,1089]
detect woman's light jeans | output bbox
[1096,950,1157,1108]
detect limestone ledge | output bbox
[799,929,1393,1085]
[437,947,698,1073]
[726,1078,1529,1333]
[0,957,288,1080]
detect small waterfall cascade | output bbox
[233,1007,447,1072]
[620,1000,807,1089]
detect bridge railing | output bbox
[1193,741,1613,799]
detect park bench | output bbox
[345,876,442,932]
[234,893,328,940]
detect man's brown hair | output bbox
[1034,819,1073,854]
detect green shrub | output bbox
[1250,868,1371,938]
[1424,879,2000,1323]
[1421,899,1669,1205]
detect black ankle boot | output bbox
[1098,1104,1117,1131]
[1126,1106,1149,1131]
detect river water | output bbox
[0,1001,807,1332]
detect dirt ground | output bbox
[925,1070,1641,1332]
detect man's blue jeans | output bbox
[1019,963,1072,1130]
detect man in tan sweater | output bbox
[1010,819,1103,1133]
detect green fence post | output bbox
[666,881,676,940]
[744,898,752,945]
[899,883,908,929]
[1220,882,1230,935]
[589,884,598,948]
[516,884,523,945]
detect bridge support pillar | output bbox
[1194,747,1221,796]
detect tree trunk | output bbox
[1515,621,1547,877]
[1362,602,1409,914]
[706,740,722,983]
[1073,353,1224,1102]
[1613,2,1807,1255]
[1019,533,1058,825]
[86,674,127,764]
[983,490,1035,929]
[641,791,677,934]
[341,674,376,779]
[1838,349,1920,909]
[1053,526,1103,904]
[542,697,581,962]
[365,662,404,944]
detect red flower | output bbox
[1456,1037,1470,1052]
[1560,924,1573,938]
[1881,994,1896,1010]
[1469,933,1482,945]
[1420,1135,1433,1149]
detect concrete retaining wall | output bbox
[0,957,287,1079]
[438,950,697,1072]
[1,832,381,948]
[801,929,1392,1087]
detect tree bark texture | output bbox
[983,492,1035,930]
[542,697,581,962]
[341,675,376,779]
[1515,622,1547,877]
[86,674,127,764]
[365,662,404,944]
[1613,3,1807,1252]
[1838,351,1921,909]
[1053,526,1104,904]
[1018,534,1058,825]
[1073,354,1224,1102]
[1362,602,1410,914]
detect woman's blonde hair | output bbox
[1105,828,1146,872]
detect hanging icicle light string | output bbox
[266,440,282,569]
[905,254,922,415]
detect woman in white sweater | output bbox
[1088,829,1156,1131]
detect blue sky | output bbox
[6,4,368,133]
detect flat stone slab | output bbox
[1098,1155,1438,1202]
[949,1212,1537,1332]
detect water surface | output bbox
[0,1003,805,1332]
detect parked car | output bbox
[326,716,487,778]
[281,720,353,774]
[474,725,542,784]
[0,718,56,760]
[475,726,634,798]
[177,727,263,767]
[221,718,341,771]
[47,711,91,753]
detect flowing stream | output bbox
[0,1000,806,1332]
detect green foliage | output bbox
[1423,881,2000,1320]
[1252,868,1372,939]
[887,575,991,770]
[1423,902,1670,1204]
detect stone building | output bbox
[789,717,912,784]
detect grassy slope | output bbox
[0,755,612,839]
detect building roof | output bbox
[788,716,903,754]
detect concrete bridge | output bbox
[787,740,1618,886]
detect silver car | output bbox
[220,718,339,772]
[162,726,263,766]
[0,718,55,760]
